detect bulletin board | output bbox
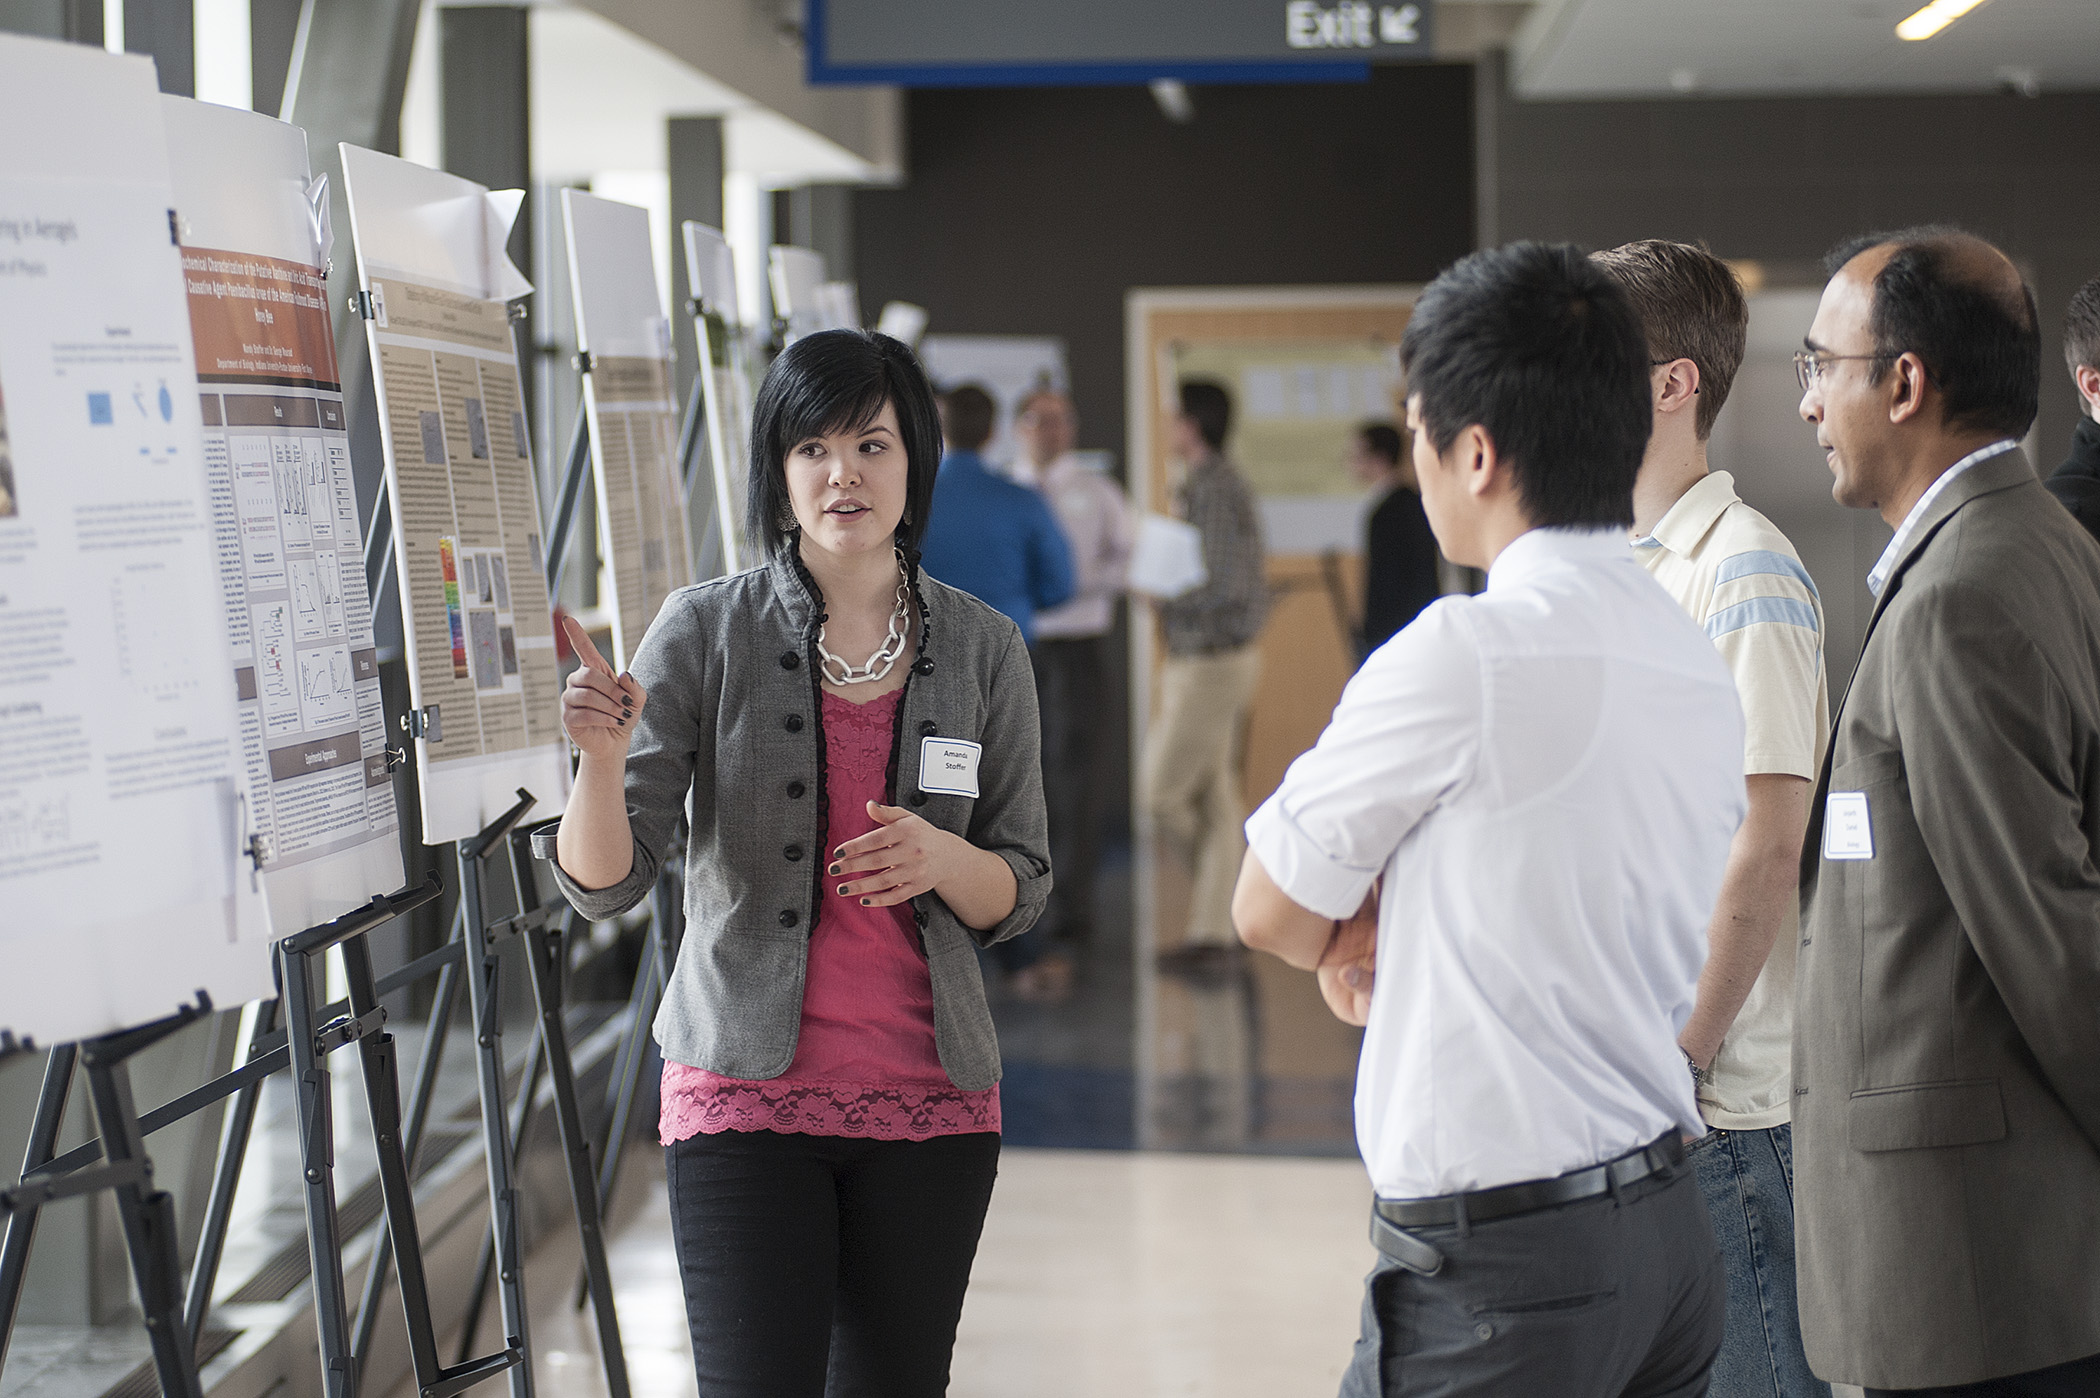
[1125,284,1419,1153]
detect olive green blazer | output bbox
[1796,447,2100,1389]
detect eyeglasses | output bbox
[1793,350,1886,393]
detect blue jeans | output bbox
[1689,1122,1830,1398]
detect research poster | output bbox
[339,145,567,845]
[0,36,274,1042]
[681,220,753,575]
[164,97,404,931]
[563,190,693,669]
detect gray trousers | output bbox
[1341,1165,1723,1397]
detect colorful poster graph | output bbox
[340,144,568,844]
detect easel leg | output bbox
[184,998,278,1353]
[281,942,361,1398]
[0,1044,79,1367]
[458,1028,543,1364]
[525,918,631,1398]
[457,845,537,1398]
[80,1037,205,1398]
[339,931,450,1392]
[351,903,465,1370]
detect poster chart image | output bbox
[164,97,403,932]
[0,35,274,1043]
[340,144,567,844]
[563,189,693,668]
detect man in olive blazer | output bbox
[1794,229,2100,1395]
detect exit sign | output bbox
[806,0,1434,87]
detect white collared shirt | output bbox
[1008,451,1134,639]
[1246,527,1746,1199]
[1867,439,2022,597]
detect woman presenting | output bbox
[552,329,1050,1397]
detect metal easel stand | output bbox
[569,840,679,1314]
[275,874,530,1398]
[0,995,219,1398]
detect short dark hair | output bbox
[748,329,942,560]
[1823,226,2040,439]
[940,383,996,452]
[1357,422,1403,465]
[1591,240,1747,440]
[1399,242,1651,530]
[2066,276,2100,375]
[1178,380,1233,451]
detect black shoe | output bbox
[1155,943,1243,988]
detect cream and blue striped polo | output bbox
[1634,469,1829,1131]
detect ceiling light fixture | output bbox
[1895,0,1989,41]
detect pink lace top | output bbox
[660,686,1000,1144]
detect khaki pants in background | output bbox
[1143,645,1263,946]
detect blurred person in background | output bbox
[918,383,1075,645]
[919,382,1073,995]
[1351,420,1442,659]
[2043,274,2100,542]
[1597,238,1830,1398]
[1007,387,1133,1000]
[1149,378,1270,985]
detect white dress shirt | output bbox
[1007,452,1133,640]
[1867,438,2021,597]
[1246,527,1746,1199]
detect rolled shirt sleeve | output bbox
[1245,601,1482,921]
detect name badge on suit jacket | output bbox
[919,737,983,798]
[1823,791,1874,860]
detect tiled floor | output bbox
[527,1147,1375,1398]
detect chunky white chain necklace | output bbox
[816,560,912,686]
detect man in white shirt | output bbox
[1008,389,1133,996]
[1234,242,1747,1397]
[1595,239,1831,1398]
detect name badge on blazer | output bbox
[1823,791,1874,860]
[919,737,983,798]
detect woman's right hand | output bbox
[560,616,646,762]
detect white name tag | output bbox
[1823,791,1874,860]
[918,736,983,798]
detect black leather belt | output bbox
[1374,1132,1685,1235]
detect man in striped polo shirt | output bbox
[1597,241,1832,1398]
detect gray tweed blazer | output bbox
[550,548,1050,1090]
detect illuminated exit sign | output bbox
[806,0,1434,86]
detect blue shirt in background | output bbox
[918,451,1076,645]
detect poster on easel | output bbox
[164,98,405,932]
[0,35,274,1043]
[681,220,752,576]
[339,144,568,846]
[561,190,693,669]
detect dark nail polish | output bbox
[860,898,871,907]
[828,863,841,875]
[838,885,850,896]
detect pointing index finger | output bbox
[561,614,615,677]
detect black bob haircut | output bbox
[1399,242,1651,529]
[748,329,943,560]
[1823,226,2040,441]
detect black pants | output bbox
[664,1129,1000,1398]
[1341,1165,1723,1397]
[1867,1350,2100,1397]
[1031,635,1109,943]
